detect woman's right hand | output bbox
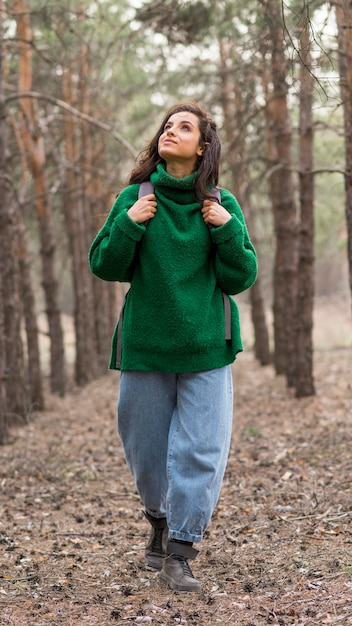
[127,194,157,224]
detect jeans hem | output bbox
[168,529,203,543]
[145,508,167,520]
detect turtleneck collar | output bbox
[150,163,197,191]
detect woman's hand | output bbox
[127,194,157,224]
[201,200,231,227]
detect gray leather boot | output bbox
[160,540,201,592]
[144,512,168,570]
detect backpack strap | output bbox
[139,181,221,203]
[210,187,221,204]
[222,293,232,341]
[138,181,155,227]
[116,183,228,367]
[138,181,154,198]
[137,181,230,341]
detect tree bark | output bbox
[79,46,111,378]
[295,10,315,397]
[0,0,27,437]
[218,38,271,365]
[335,0,352,312]
[62,61,99,385]
[0,274,8,444]
[13,0,66,395]
[0,0,8,444]
[18,217,45,409]
[262,0,298,384]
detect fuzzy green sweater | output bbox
[89,165,257,372]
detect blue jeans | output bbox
[117,366,233,543]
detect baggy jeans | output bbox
[117,366,233,543]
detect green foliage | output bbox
[136,0,215,44]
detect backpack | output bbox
[115,182,231,368]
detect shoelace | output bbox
[175,556,196,579]
[151,527,163,553]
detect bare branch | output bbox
[5,90,138,159]
[281,0,333,98]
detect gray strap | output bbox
[138,181,154,198]
[138,181,154,227]
[139,181,220,203]
[222,292,232,341]
[211,187,221,204]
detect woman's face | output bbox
[158,111,204,171]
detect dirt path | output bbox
[1,349,351,625]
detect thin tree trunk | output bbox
[0,0,8,444]
[262,0,298,384]
[295,11,315,397]
[18,217,45,409]
[335,1,352,312]
[62,62,98,385]
[0,274,8,444]
[0,0,27,439]
[79,47,106,378]
[218,38,271,365]
[14,0,66,395]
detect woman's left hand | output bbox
[201,200,232,227]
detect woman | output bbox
[89,102,257,592]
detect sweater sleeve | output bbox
[211,189,258,295]
[88,185,146,282]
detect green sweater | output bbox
[89,165,257,372]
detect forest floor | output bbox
[0,301,351,626]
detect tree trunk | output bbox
[335,0,352,312]
[218,38,271,365]
[14,0,66,395]
[0,0,8,444]
[18,217,45,409]
[295,10,315,397]
[79,47,109,378]
[0,1,27,437]
[62,62,98,385]
[0,274,8,444]
[262,0,298,384]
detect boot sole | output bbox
[159,571,201,592]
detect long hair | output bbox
[129,102,221,201]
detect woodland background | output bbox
[0,2,352,624]
[0,0,352,442]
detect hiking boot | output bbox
[160,540,201,592]
[144,512,168,571]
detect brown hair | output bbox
[129,102,221,200]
